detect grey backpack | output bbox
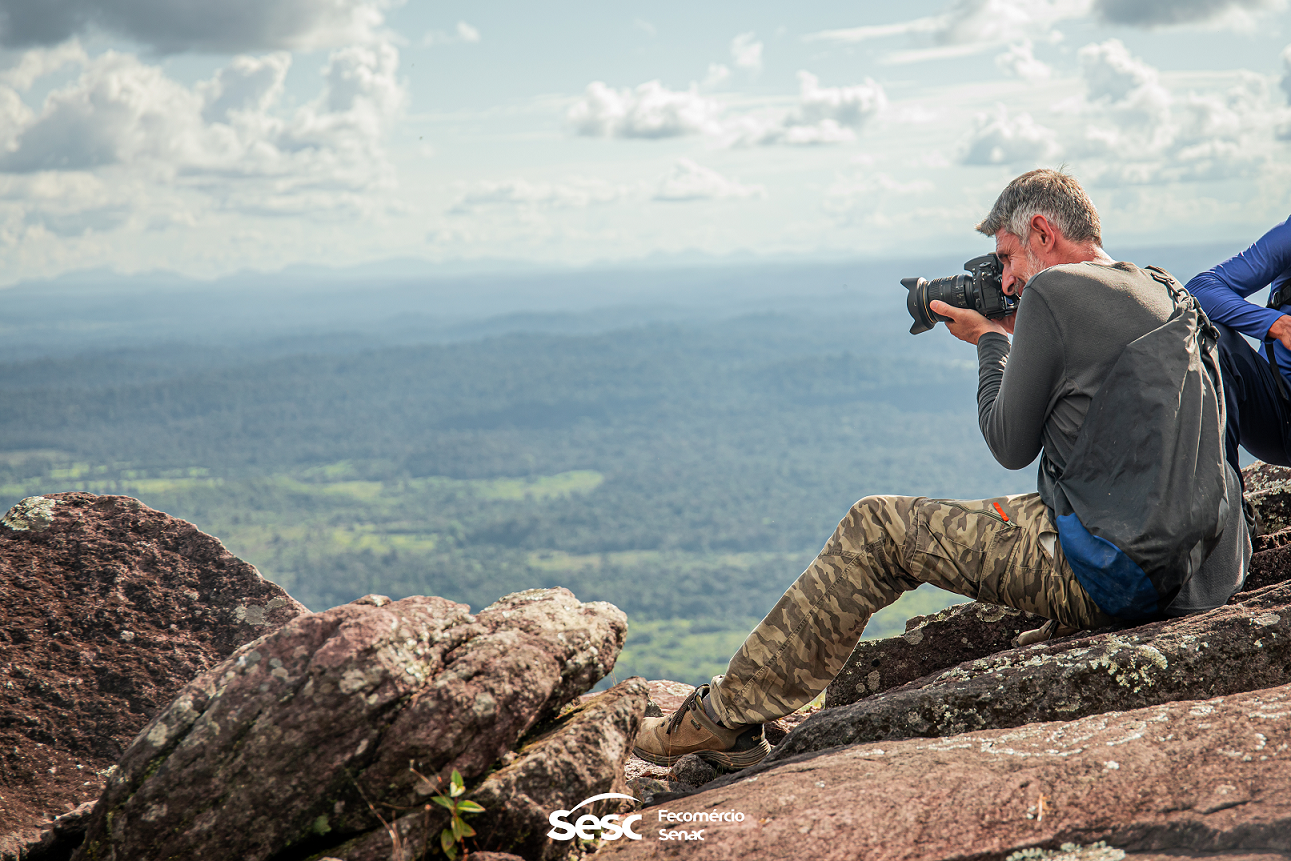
[1048,267,1229,621]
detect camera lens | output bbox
[903,274,970,335]
[901,253,1008,335]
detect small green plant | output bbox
[431,769,484,859]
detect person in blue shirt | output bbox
[1187,216,1291,472]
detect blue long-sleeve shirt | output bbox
[1187,215,1291,379]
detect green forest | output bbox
[0,288,1034,685]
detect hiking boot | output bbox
[1012,618,1080,648]
[632,685,771,770]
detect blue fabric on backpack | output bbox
[1055,513,1159,620]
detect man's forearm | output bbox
[975,331,1044,470]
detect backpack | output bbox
[1048,267,1229,621]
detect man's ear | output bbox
[1029,213,1056,249]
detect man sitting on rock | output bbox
[633,168,1250,771]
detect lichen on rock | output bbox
[1,495,58,532]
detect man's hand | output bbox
[1269,315,1291,352]
[929,300,1012,345]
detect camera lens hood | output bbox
[903,277,934,335]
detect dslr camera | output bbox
[903,253,1019,335]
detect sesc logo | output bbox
[547,793,644,842]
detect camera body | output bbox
[903,253,1019,335]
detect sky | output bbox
[0,0,1289,285]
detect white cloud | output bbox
[199,52,290,125]
[703,63,731,88]
[828,172,936,198]
[823,171,941,226]
[1072,39,1281,183]
[0,40,406,224]
[0,0,394,53]
[449,178,628,214]
[731,32,763,73]
[935,0,1089,46]
[804,1,1086,65]
[805,0,1284,61]
[0,86,33,154]
[797,72,886,127]
[424,21,483,46]
[568,81,722,139]
[568,70,884,148]
[804,18,944,43]
[1093,0,1285,27]
[725,72,886,147]
[0,171,128,237]
[1079,38,1167,109]
[995,41,1052,81]
[653,158,765,201]
[0,39,88,90]
[0,52,204,174]
[960,104,1062,164]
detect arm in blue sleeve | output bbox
[1187,215,1291,342]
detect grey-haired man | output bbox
[633,168,1249,771]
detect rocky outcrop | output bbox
[332,677,649,861]
[471,676,646,859]
[826,601,1050,708]
[13,458,1291,860]
[602,682,1291,860]
[70,587,630,861]
[1244,461,1291,537]
[329,676,648,861]
[0,493,305,846]
[770,579,1291,763]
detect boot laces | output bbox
[667,685,708,735]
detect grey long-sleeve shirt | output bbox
[974,260,1247,615]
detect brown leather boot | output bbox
[1012,618,1080,648]
[632,685,771,770]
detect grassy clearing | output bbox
[473,470,604,501]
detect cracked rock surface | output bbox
[69,587,627,861]
[0,492,305,850]
[826,601,1051,708]
[333,677,649,861]
[774,580,1291,762]
[602,682,1291,861]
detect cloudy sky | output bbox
[0,0,1289,284]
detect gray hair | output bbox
[975,168,1102,246]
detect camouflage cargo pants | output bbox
[708,492,1114,726]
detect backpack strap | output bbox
[1268,283,1291,311]
[1146,266,1214,339]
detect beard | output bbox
[1016,242,1047,290]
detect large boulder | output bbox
[769,579,1291,763]
[826,601,1049,708]
[0,493,306,850]
[1244,461,1291,536]
[333,677,649,861]
[599,681,1291,860]
[70,587,629,861]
